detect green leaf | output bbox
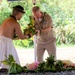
[2,55,16,66]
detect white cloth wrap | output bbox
[0,36,20,68]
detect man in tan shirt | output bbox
[32,6,56,63]
[0,5,29,68]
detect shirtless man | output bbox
[0,5,28,68]
[0,5,27,39]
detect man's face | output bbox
[33,9,41,18]
[17,12,23,20]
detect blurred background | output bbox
[0,0,75,48]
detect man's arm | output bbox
[41,26,52,32]
[0,25,1,35]
[14,22,28,40]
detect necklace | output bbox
[10,15,16,20]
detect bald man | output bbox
[0,5,28,68]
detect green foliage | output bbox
[2,54,75,73]
[9,63,24,74]
[36,62,46,72]
[24,16,36,37]
[36,55,56,72]
[2,55,15,65]
[46,55,55,67]
[55,60,64,71]
[13,38,33,48]
[2,55,24,74]
[55,24,75,45]
[45,55,56,71]
[36,55,74,72]
[0,0,75,47]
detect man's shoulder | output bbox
[43,12,51,18]
[5,17,20,28]
[9,17,19,25]
[3,17,17,23]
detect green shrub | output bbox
[0,0,75,48]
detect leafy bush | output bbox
[0,0,75,47]
[2,54,75,73]
[55,24,75,45]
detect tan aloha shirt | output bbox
[33,12,56,45]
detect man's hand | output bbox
[24,35,30,39]
[36,30,40,36]
[13,34,31,40]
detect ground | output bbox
[16,46,75,66]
